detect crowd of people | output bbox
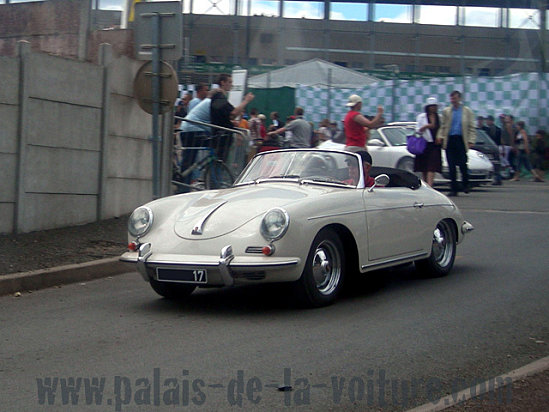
[477,114,546,183]
[412,90,546,195]
[174,76,546,193]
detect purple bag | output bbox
[407,133,427,155]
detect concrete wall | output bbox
[0,56,19,234]
[102,54,153,219]
[0,42,163,234]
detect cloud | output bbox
[329,11,348,21]
[417,6,456,25]
[250,1,279,17]
[283,2,323,19]
[99,0,123,11]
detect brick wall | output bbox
[0,0,83,58]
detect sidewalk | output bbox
[0,215,130,296]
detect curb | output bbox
[0,257,133,296]
[406,355,549,412]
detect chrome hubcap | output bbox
[312,240,341,295]
[432,222,454,267]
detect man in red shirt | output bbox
[344,94,384,152]
[344,150,375,188]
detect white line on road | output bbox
[406,355,549,412]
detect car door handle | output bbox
[414,202,424,208]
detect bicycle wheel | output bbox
[204,160,234,190]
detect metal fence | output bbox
[172,118,250,193]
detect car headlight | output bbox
[475,151,486,160]
[260,208,289,241]
[128,206,153,237]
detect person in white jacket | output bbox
[415,97,442,187]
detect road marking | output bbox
[406,355,549,412]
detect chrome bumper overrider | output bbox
[219,245,235,286]
[461,221,474,234]
[125,243,299,286]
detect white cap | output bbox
[425,97,438,107]
[346,94,362,107]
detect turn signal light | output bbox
[262,245,274,256]
[128,241,138,251]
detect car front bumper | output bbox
[120,243,301,286]
[436,168,493,185]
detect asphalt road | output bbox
[1,182,548,411]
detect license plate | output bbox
[156,268,208,284]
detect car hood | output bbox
[173,184,308,240]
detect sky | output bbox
[1,0,541,29]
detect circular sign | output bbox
[133,60,178,115]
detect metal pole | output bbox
[151,13,161,199]
[327,68,332,121]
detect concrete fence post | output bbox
[98,43,113,220]
[160,112,173,198]
[14,40,31,234]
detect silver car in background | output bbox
[320,125,494,185]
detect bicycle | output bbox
[172,136,235,192]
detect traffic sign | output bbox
[133,60,178,114]
[133,1,183,61]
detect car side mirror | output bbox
[368,174,390,192]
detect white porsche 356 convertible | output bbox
[121,149,473,307]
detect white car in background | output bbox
[320,125,494,186]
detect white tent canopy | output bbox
[248,58,379,88]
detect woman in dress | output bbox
[415,97,442,187]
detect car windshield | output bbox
[235,150,360,187]
[380,127,410,146]
[476,129,497,147]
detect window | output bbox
[330,2,367,22]
[417,5,456,26]
[509,8,540,29]
[283,1,323,19]
[374,4,411,23]
[461,7,498,28]
[189,0,231,15]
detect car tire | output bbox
[294,228,345,307]
[149,279,196,299]
[415,220,456,277]
[397,156,415,173]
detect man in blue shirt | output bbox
[437,90,476,196]
[188,83,209,112]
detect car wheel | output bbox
[294,228,345,307]
[149,279,196,299]
[415,220,456,277]
[397,156,415,172]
